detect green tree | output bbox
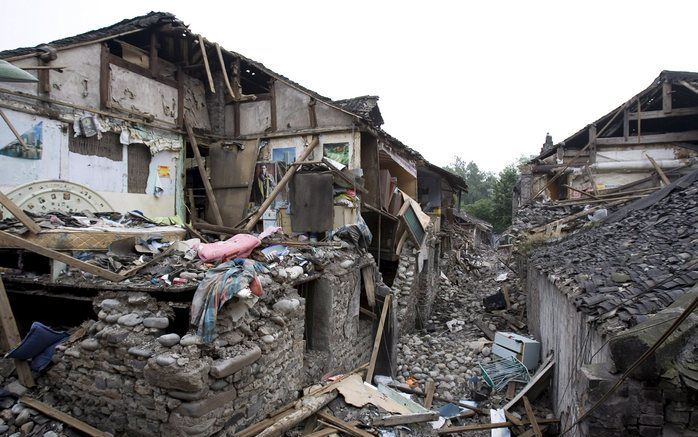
[444,158,520,233]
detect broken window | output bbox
[68,127,123,161]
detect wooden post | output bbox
[232,58,243,100]
[184,119,223,225]
[588,124,597,164]
[149,31,159,77]
[20,397,110,436]
[424,380,435,409]
[308,98,317,128]
[99,44,111,110]
[244,136,320,231]
[215,44,236,99]
[0,190,41,234]
[269,78,277,132]
[623,108,629,140]
[0,278,35,387]
[198,35,215,93]
[637,99,642,144]
[366,293,392,383]
[663,82,672,114]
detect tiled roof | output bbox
[530,170,698,335]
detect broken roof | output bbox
[529,169,698,336]
[534,70,698,161]
[335,95,384,127]
[0,12,428,164]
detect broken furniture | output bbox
[492,331,541,371]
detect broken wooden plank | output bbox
[563,184,599,200]
[0,190,41,234]
[193,221,249,236]
[387,383,485,415]
[0,230,125,282]
[474,317,494,341]
[366,293,392,383]
[184,119,224,226]
[244,136,320,231]
[198,35,215,93]
[0,278,35,387]
[372,412,439,426]
[0,108,31,152]
[504,409,523,426]
[435,417,558,434]
[505,381,517,400]
[424,380,435,409]
[257,391,338,437]
[316,410,373,437]
[20,396,110,437]
[504,355,555,411]
[361,266,376,308]
[121,248,174,278]
[523,396,542,437]
[645,153,670,185]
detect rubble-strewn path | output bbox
[396,234,530,432]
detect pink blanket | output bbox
[197,234,261,262]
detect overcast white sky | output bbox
[2,0,697,173]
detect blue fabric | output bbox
[6,322,69,361]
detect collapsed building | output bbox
[0,12,470,436]
[513,72,698,437]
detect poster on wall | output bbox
[0,121,43,160]
[323,142,349,166]
[252,162,278,205]
[271,147,296,164]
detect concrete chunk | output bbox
[210,345,262,379]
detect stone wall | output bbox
[42,253,387,436]
[393,241,418,335]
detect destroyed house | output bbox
[516,70,698,208]
[527,170,698,437]
[0,12,468,436]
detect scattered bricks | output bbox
[143,317,169,329]
[143,359,210,392]
[638,425,662,437]
[174,388,237,417]
[210,346,262,379]
[639,414,663,426]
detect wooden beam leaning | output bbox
[0,230,125,282]
[0,190,41,234]
[523,396,543,437]
[0,278,35,387]
[244,136,320,231]
[198,35,215,93]
[215,43,236,99]
[20,396,111,437]
[365,293,392,383]
[645,154,671,186]
[0,108,32,153]
[184,119,224,226]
